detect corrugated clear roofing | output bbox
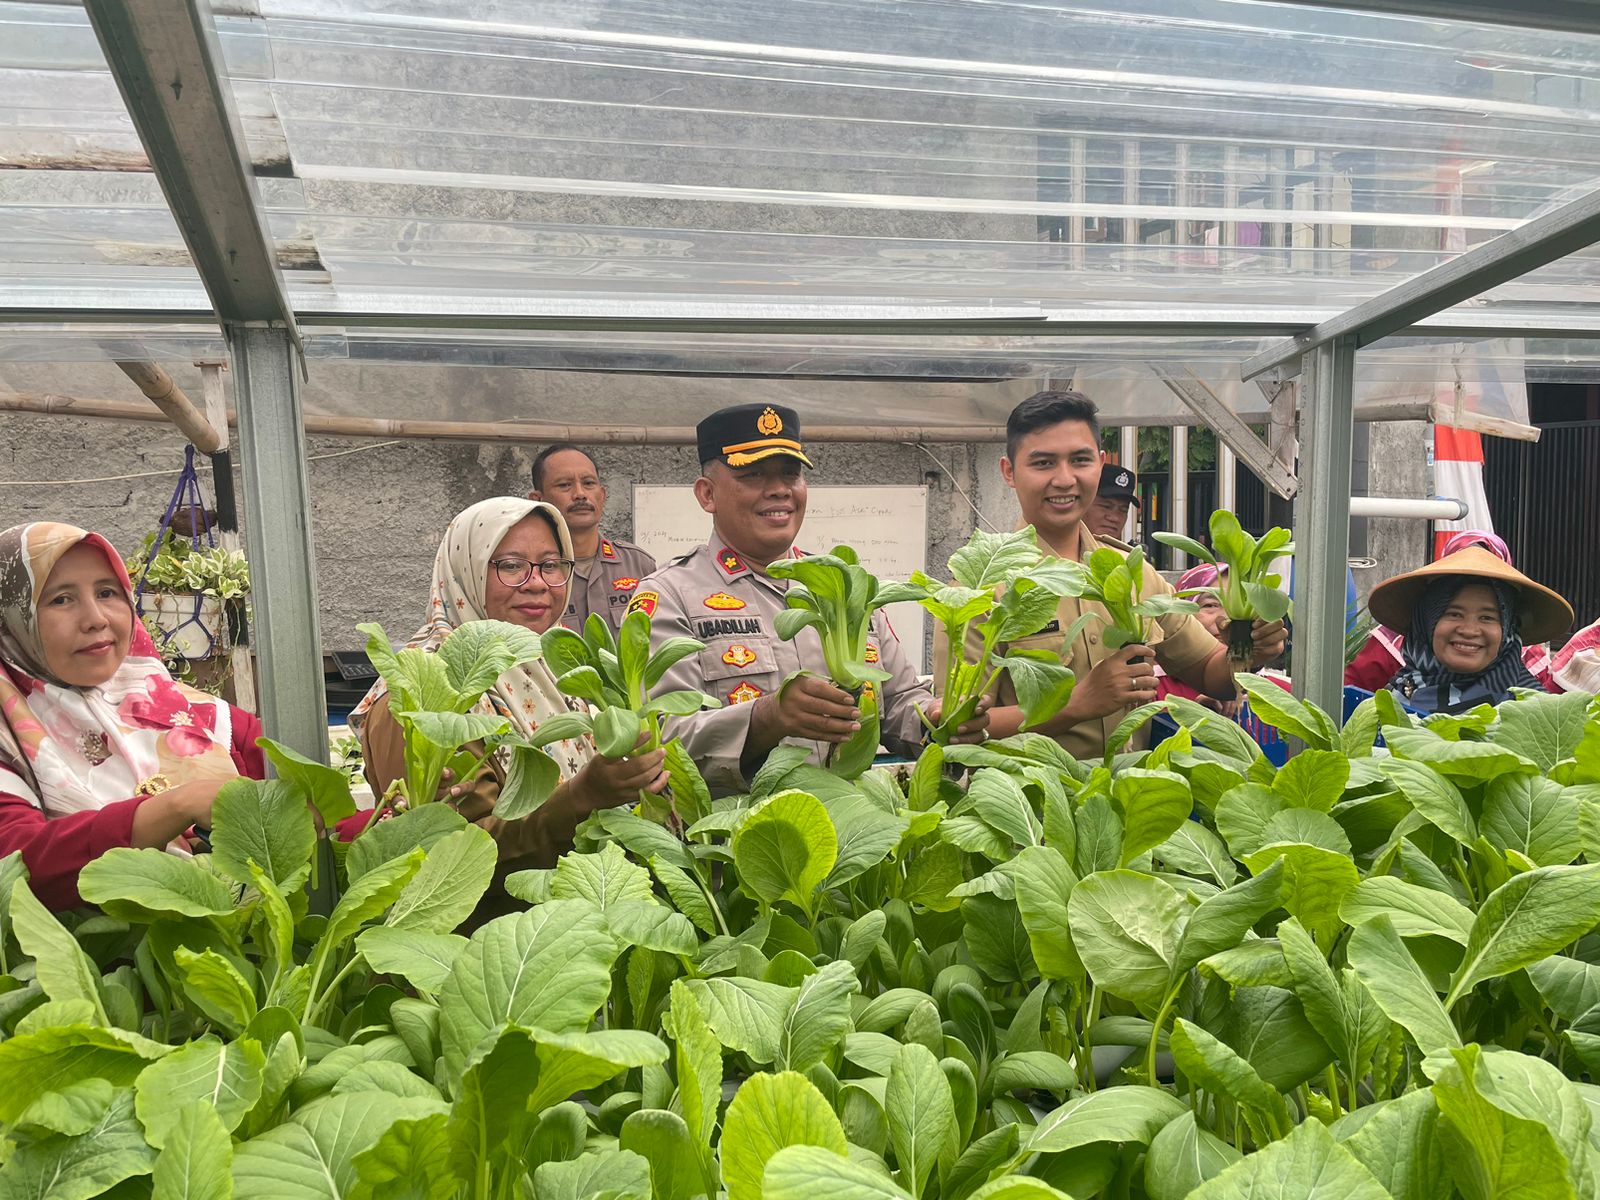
[4,0,1600,410]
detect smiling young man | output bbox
[969,390,1287,757]
[634,403,980,792]
[529,444,656,632]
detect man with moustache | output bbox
[529,443,656,631]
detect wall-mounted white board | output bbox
[631,485,930,665]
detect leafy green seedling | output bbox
[898,528,1090,744]
[1155,510,1293,662]
[767,546,922,776]
[528,610,720,824]
[359,619,546,821]
[1073,544,1197,652]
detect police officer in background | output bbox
[1086,463,1141,542]
[632,404,985,793]
[529,443,656,632]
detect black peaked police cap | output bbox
[697,404,814,469]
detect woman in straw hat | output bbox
[1367,546,1574,715]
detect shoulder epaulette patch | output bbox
[600,539,617,561]
[627,591,658,616]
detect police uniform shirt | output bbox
[933,523,1217,761]
[561,533,657,632]
[631,537,932,793]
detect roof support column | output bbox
[1292,335,1358,720]
[231,324,327,761]
[1169,425,1189,569]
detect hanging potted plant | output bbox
[126,530,251,662]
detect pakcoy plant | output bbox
[526,609,722,826]
[6,641,1600,1197]
[767,546,923,777]
[1156,511,1293,663]
[1074,543,1198,653]
[357,618,556,827]
[901,527,1090,745]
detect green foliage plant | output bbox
[1155,512,1293,662]
[127,532,251,602]
[767,547,926,777]
[898,528,1090,745]
[4,545,1600,1200]
[1073,544,1198,651]
[529,610,721,825]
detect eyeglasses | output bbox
[490,557,575,588]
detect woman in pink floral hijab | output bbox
[0,522,264,909]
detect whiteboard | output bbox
[631,485,930,665]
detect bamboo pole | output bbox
[0,390,1432,444]
[114,362,224,453]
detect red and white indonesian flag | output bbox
[1432,423,1493,560]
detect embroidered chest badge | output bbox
[703,592,746,611]
[728,681,764,705]
[722,644,757,668]
[612,576,639,591]
[864,643,880,664]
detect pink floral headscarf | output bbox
[0,522,238,818]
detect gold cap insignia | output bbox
[757,407,784,436]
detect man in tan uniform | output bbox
[633,403,978,793]
[965,390,1286,759]
[529,443,657,632]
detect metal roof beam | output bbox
[82,0,296,330]
[1242,184,1600,380]
[1261,0,1600,37]
[1151,366,1299,499]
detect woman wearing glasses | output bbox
[350,498,667,882]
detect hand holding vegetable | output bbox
[1155,511,1293,663]
[751,674,862,749]
[574,731,669,811]
[1070,644,1158,720]
[922,694,991,744]
[1246,617,1288,669]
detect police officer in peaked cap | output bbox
[627,403,986,793]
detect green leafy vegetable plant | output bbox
[358,618,549,823]
[1156,511,1293,662]
[1073,544,1198,651]
[767,547,926,776]
[5,578,1600,1200]
[899,528,1089,744]
[531,610,721,824]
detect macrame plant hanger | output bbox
[134,445,223,658]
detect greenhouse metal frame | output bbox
[7,0,1600,759]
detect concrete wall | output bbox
[0,388,1431,669]
[0,408,1016,666]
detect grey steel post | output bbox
[1216,442,1238,515]
[1292,335,1359,720]
[230,324,328,761]
[1169,424,1190,569]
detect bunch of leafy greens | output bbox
[527,610,722,825]
[358,619,559,825]
[1074,544,1198,649]
[8,542,1600,1200]
[127,531,251,602]
[899,528,1089,745]
[1156,512,1293,660]
[767,547,924,777]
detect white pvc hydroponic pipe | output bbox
[1348,496,1469,521]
